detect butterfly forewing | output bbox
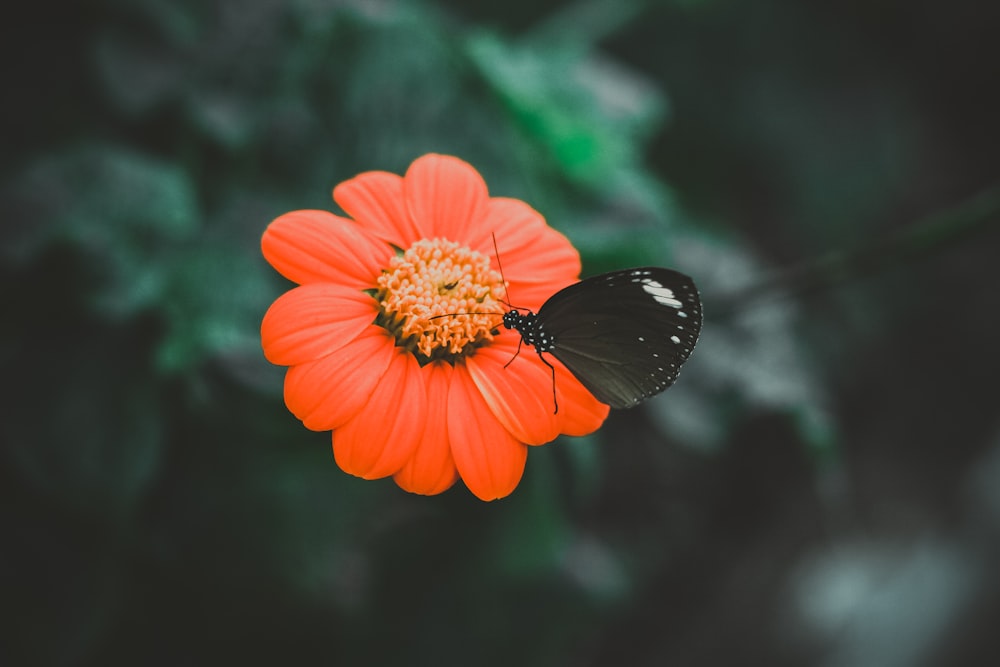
[536,268,702,409]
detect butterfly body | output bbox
[504,267,702,410]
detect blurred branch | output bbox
[712,183,1000,318]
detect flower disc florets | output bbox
[375,238,505,361]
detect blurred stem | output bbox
[714,183,1000,317]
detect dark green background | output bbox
[4,1,1000,665]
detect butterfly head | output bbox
[501,310,525,331]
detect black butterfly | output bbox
[503,268,702,411]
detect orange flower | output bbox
[261,154,610,500]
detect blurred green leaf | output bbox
[157,242,274,373]
[3,146,200,316]
[467,30,667,189]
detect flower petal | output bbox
[333,170,420,249]
[448,365,528,501]
[466,335,560,446]
[472,197,582,310]
[283,327,394,431]
[261,284,378,366]
[404,154,489,241]
[552,360,611,436]
[261,210,391,288]
[333,348,426,479]
[393,361,459,495]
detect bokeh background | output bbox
[4,1,1000,665]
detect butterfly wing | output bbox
[536,268,702,409]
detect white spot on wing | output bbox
[642,283,683,308]
[671,335,681,344]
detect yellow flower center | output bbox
[375,238,506,362]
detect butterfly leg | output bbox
[501,327,558,412]
[536,351,559,415]
[503,336,524,369]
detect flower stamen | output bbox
[375,238,505,362]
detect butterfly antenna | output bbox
[492,232,516,310]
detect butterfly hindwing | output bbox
[535,268,702,409]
